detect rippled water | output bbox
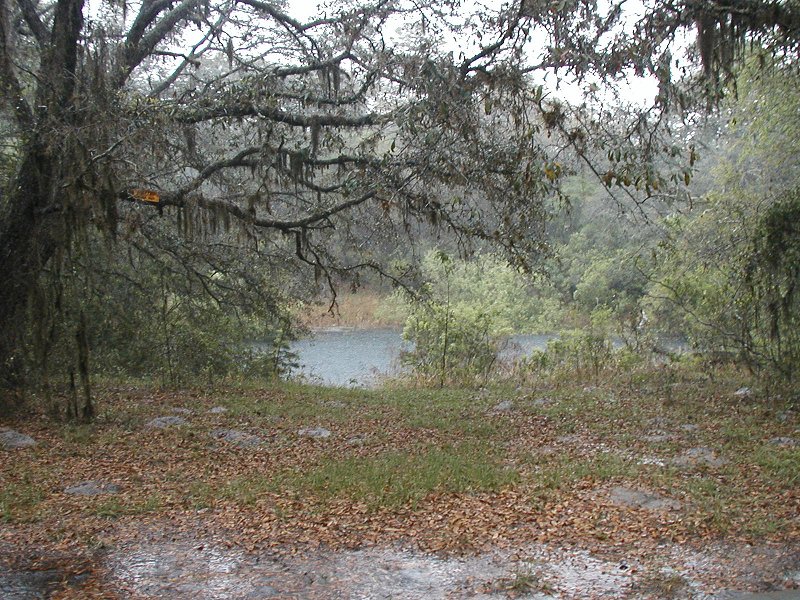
[287,328,409,387]
[286,330,561,387]
[284,329,688,388]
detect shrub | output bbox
[401,301,503,385]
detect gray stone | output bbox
[532,397,554,407]
[641,433,672,443]
[649,417,672,429]
[298,427,331,439]
[734,387,753,398]
[146,416,188,429]
[672,447,727,468]
[609,486,681,511]
[489,400,514,414]
[211,429,263,448]
[0,428,36,449]
[245,585,279,599]
[680,424,699,432]
[555,434,581,445]
[209,406,227,414]
[172,408,193,415]
[768,437,798,447]
[64,480,121,496]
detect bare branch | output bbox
[124,187,378,233]
[116,0,198,88]
[174,101,388,127]
[15,0,48,45]
[0,0,33,124]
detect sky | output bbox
[282,0,660,107]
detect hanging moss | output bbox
[745,186,800,377]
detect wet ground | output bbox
[3,527,799,599]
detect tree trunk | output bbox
[0,146,62,386]
[0,0,86,387]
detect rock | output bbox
[347,435,368,446]
[209,406,227,414]
[672,447,727,468]
[555,434,581,445]
[146,416,188,429]
[298,427,331,439]
[649,417,672,429]
[532,397,553,407]
[637,456,667,467]
[768,437,798,448]
[641,433,672,443]
[0,428,36,449]
[489,400,514,414]
[680,424,699,432]
[609,486,681,511]
[245,585,279,599]
[64,481,121,496]
[734,387,753,398]
[172,408,193,415]
[211,429,263,448]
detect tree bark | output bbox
[0,146,62,386]
[0,0,85,386]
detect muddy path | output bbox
[2,521,799,599]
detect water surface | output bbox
[287,330,557,387]
[288,328,408,387]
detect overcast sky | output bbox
[282,0,659,107]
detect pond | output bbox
[285,329,559,387]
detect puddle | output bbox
[105,534,687,599]
[0,568,89,599]
[521,546,635,598]
[5,529,793,598]
[110,538,514,598]
[0,570,62,599]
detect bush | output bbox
[401,301,503,385]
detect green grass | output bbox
[0,481,46,523]
[682,476,739,534]
[214,384,376,423]
[753,445,800,486]
[187,481,215,509]
[279,442,518,509]
[527,452,640,496]
[220,474,276,506]
[60,424,95,445]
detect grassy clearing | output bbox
[287,442,518,509]
[0,365,797,552]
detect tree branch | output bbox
[174,101,388,127]
[0,0,33,124]
[15,0,49,45]
[116,0,198,88]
